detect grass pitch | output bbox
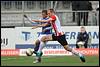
[1,55,99,66]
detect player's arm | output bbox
[37,23,49,27]
[24,15,35,24]
[42,26,52,32]
[24,14,49,23]
[32,16,56,23]
[32,18,51,23]
[32,23,49,29]
[24,14,56,23]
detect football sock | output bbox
[71,49,82,57]
[37,41,45,53]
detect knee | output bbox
[63,45,72,52]
[63,45,69,50]
[41,37,46,42]
[35,40,40,45]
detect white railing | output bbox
[1,1,99,26]
[1,10,99,26]
[1,1,71,11]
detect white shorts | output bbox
[38,34,52,41]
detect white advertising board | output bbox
[1,26,99,56]
[15,26,99,45]
[1,26,99,50]
[1,28,16,49]
[62,26,99,44]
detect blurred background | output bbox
[1,1,99,27]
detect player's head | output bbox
[80,26,86,33]
[47,8,55,17]
[42,10,48,18]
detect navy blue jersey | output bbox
[40,17,52,34]
[77,31,89,43]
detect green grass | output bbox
[1,55,99,66]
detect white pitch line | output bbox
[1,58,17,61]
[1,57,25,61]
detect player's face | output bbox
[42,13,47,18]
[81,28,86,33]
[47,10,52,17]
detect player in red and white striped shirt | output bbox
[32,9,86,63]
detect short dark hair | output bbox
[42,10,47,15]
[48,8,55,13]
[81,26,85,29]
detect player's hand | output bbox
[24,15,27,18]
[32,26,38,29]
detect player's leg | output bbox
[33,34,52,63]
[63,45,85,62]
[33,34,43,63]
[33,39,40,54]
[41,34,53,42]
[38,34,53,52]
[56,34,86,62]
[36,34,52,56]
[36,34,50,54]
[33,39,41,63]
[37,34,53,54]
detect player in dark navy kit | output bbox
[32,10,52,63]
[24,10,52,63]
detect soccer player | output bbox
[32,8,86,63]
[33,10,52,63]
[24,10,52,63]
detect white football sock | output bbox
[37,41,46,53]
[71,49,82,57]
